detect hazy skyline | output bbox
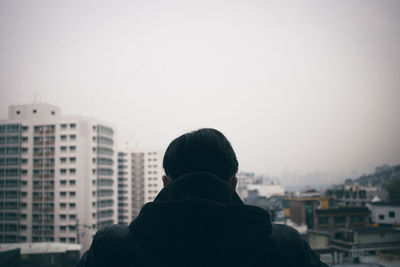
[1,0,399,178]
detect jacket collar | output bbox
[154,172,243,203]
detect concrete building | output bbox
[314,207,370,231]
[286,196,330,229]
[0,103,117,252]
[329,227,400,263]
[369,202,400,226]
[236,172,255,200]
[0,242,81,267]
[117,149,164,223]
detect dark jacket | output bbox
[78,172,327,267]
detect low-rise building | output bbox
[314,207,370,231]
[286,196,330,229]
[369,202,400,226]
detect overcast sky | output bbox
[1,0,399,178]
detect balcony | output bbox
[45,141,55,146]
[34,163,43,168]
[45,152,55,157]
[44,185,55,190]
[34,141,44,146]
[33,218,42,224]
[33,152,43,157]
[44,196,54,201]
[45,129,55,134]
[43,219,54,224]
[43,230,54,235]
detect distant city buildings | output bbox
[369,201,400,226]
[117,149,164,223]
[1,102,400,266]
[0,104,117,252]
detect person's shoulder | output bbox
[270,224,328,267]
[91,224,133,250]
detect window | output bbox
[22,126,28,131]
[379,214,385,220]
[69,203,76,208]
[60,226,66,231]
[7,124,19,133]
[60,169,67,174]
[70,123,76,129]
[61,135,67,141]
[70,146,76,152]
[69,214,76,219]
[51,111,55,115]
[60,158,67,163]
[70,157,76,163]
[389,211,395,218]
[69,180,76,186]
[61,124,67,129]
[60,203,67,208]
[351,215,364,223]
[69,169,76,174]
[334,216,346,224]
[69,237,76,243]
[33,109,37,113]
[60,214,66,220]
[60,192,67,197]
[70,134,76,140]
[60,180,67,185]
[69,225,76,230]
[61,146,67,152]
[60,237,66,242]
[69,192,76,197]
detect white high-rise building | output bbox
[117,149,164,224]
[0,103,117,252]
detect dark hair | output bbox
[163,128,238,181]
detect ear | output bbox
[162,175,172,188]
[228,176,237,190]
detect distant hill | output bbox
[351,164,400,187]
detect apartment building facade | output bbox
[0,103,117,252]
[117,149,164,224]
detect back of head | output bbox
[163,128,238,181]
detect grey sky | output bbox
[1,0,399,178]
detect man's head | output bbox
[162,128,238,188]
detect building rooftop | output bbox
[0,242,81,254]
[369,201,400,207]
[315,207,369,215]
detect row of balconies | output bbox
[33,141,55,146]
[33,174,55,179]
[32,196,54,202]
[32,229,54,235]
[33,163,55,168]
[33,129,55,134]
[33,152,55,157]
[33,185,55,190]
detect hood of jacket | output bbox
[128,172,275,266]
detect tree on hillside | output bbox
[385,174,400,202]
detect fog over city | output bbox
[1,0,399,180]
